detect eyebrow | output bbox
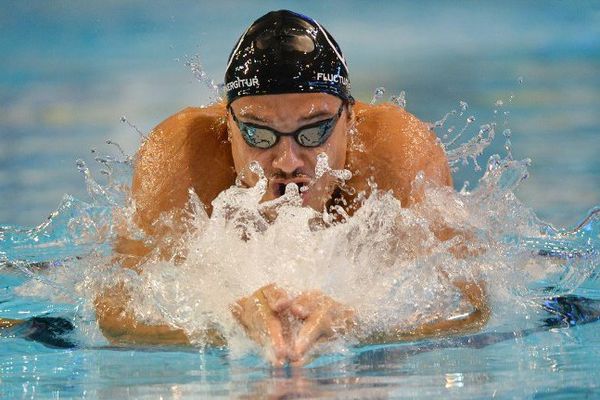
[299,110,335,122]
[236,112,270,124]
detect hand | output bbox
[232,285,356,366]
[231,283,293,367]
[288,290,356,364]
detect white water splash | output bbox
[6,95,600,358]
[182,54,222,103]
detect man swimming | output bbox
[92,10,488,366]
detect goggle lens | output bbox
[232,105,343,149]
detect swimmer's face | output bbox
[228,93,351,210]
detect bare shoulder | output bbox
[346,101,452,206]
[131,102,235,235]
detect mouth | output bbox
[272,180,310,198]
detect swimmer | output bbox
[92,10,489,365]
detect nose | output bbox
[271,137,304,174]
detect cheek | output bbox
[231,134,272,178]
[322,133,347,170]
[230,136,248,173]
[231,134,253,169]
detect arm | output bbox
[94,283,190,346]
[128,102,234,238]
[362,280,490,344]
[346,102,489,342]
[0,318,25,329]
[0,287,187,347]
[95,278,227,347]
[95,103,234,346]
[252,281,488,363]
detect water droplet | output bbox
[106,140,128,158]
[479,124,491,134]
[472,156,481,171]
[248,161,264,178]
[120,115,148,141]
[370,87,386,105]
[284,182,300,197]
[460,181,470,193]
[390,90,406,108]
[184,54,222,103]
[315,153,330,179]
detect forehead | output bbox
[230,93,341,121]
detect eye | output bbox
[297,120,335,147]
[252,128,278,148]
[297,126,323,147]
[241,125,256,141]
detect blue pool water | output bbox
[2,1,600,399]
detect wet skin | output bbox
[94,93,489,366]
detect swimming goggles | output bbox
[229,104,344,149]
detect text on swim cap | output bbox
[226,77,260,92]
[316,72,349,87]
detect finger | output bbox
[233,294,285,346]
[230,302,243,321]
[263,312,288,365]
[255,288,290,362]
[261,284,292,313]
[290,303,309,319]
[231,297,252,330]
[291,309,327,362]
[290,291,322,319]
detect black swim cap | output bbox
[224,10,352,105]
